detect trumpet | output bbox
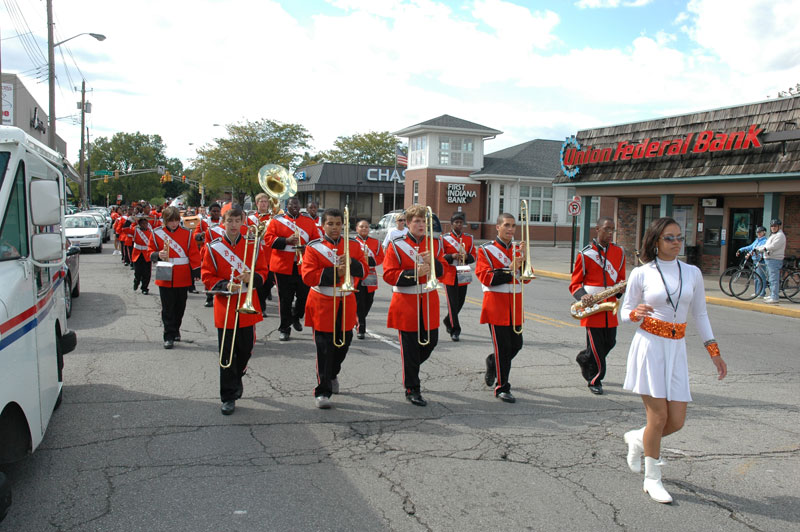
[570,281,627,320]
[294,227,303,266]
[333,205,357,348]
[416,206,439,346]
[511,201,536,335]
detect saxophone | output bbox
[570,280,627,320]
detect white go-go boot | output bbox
[623,427,645,473]
[643,456,673,504]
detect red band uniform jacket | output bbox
[201,234,269,329]
[264,212,322,275]
[122,223,154,262]
[300,236,368,332]
[246,212,273,271]
[383,233,446,331]
[476,238,532,326]
[354,235,384,293]
[115,216,131,245]
[193,217,226,254]
[568,242,626,328]
[441,231,477,285]
[148,225,201,288]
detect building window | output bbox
[410,136,427,167]
[498,184,505,215]
[520,184,553,222]
[412,180,419,204]
[438,136,475,167]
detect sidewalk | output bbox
[521,242,800,319]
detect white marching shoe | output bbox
[624,427,645,473]
[643,456,673,504]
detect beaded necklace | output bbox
[655,258,682,337]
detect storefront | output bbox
[294,162,405,224]
[554,96,800,274]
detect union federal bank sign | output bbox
[560,124,764,179]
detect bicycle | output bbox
[728,255,766,300]
[730,255,800,302]
[720,255,759,297]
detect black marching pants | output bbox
[487,324,523,395]
[159,286,188,341]
[355,285,375,334]
[314,326,352,398]
[399,308,438,393]
[275,271,310,332]
[576,327,617,386]
[133,256,151,291]
[218,325,254,402]
[443,284,468,334]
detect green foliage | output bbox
[150,196,165,206]
[193,119,312,206]
[321,131,403,166]
[89,132,183,205]
[296,151,325,168]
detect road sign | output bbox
[567,199,582,216]
[94,170,113,176]
[116,194,123,201]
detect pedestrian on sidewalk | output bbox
[736,226,768,298]
[756,219,786,304]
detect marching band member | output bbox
[353,219,384,339]
[110,206,121,255]
[476,213,531,403]
[122,214,155,294]
[202,206,269,416]
[383,204,445,407]
[307,200,322,228]
[149,206,202,350]
[193,203,225,307]
[441,212,476,342]
[115,206,133,266]
[569,217,626,395]
[264,197,322,341]
[247,193,275,314]
[300,208,367,409]
[620,217,726,503]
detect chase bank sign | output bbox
[366,168,405,184]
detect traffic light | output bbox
[166,171,172,182]
[199,184,204,194]
[104,175,108,183]
[114,169,119,179]
[182,175,186,182]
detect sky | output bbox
[1,0,799,169]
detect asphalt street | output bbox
[1,245,798,532]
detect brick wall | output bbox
[784,195,799,260]
[617,197,638,272]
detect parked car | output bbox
[64,214,103,253]
[370,209,442,246]
[83,211,110,242]
[63,238,81,318]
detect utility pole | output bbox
[85,127,91,205]
[47,0,56,149]
[79,80,86,207]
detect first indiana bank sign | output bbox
[560,124,764,179]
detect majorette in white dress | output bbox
[620,258,714,402]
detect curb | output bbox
[535,270,800,319]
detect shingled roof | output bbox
[472,139,562,179]
[394,114,502,138]
[554,95,800,185]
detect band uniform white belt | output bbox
[481,283,520,293]
[133,243,148,251]
[171,257,190,265]
[280,245,297,253]
[393,285,436,294]
[312,286,353,297]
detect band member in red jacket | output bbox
[569,217,626,395]
[247,193,275,314]
[193,203,225,307]
[476,213,532,403]
[441,212,477,342]
[301,208,368,409]
[202,206,269,416]
[383,204,446,407]
[148,207,202,350]
[121,214,155,294]
[353,219,384,339]
[263,197,322,341]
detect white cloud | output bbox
[575,0,653,8]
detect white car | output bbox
[83,211,110,242]
[64,215,103,253]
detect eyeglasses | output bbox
[660,235,685,243]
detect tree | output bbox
[296,150,326,168]
[321,131,404,166]
[192,119,312,206]
[88,132,183,205]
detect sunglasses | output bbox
[660,235,685,243]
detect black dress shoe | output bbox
[279,330,290,341]
[221,400,235,415]
[133,280,139,291]
[292,319,303,332]
[451,333,459,342]
[262,311,268,318]
[588,384,604,395]
[266,292,273,301]
[174,336,181,342]
[141,288,149,295]
[163,339,174,349]
[484,355,496,387]
[204,299,214,308]
[357,332,365,340]
[497,391,516,403]
[406,391,427,407]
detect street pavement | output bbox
[1,243,798,532]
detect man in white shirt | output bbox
[382,213,408,250]
[757,218,787,304]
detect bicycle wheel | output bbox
[781,271,800,302]
[729,269,759,300]
[718,267,740,296]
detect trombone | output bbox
[218,271,242,368]
[416,206,440,346]
[333,205,357,347]
[511,200,536,335]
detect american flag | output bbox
[395,146,408,166]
